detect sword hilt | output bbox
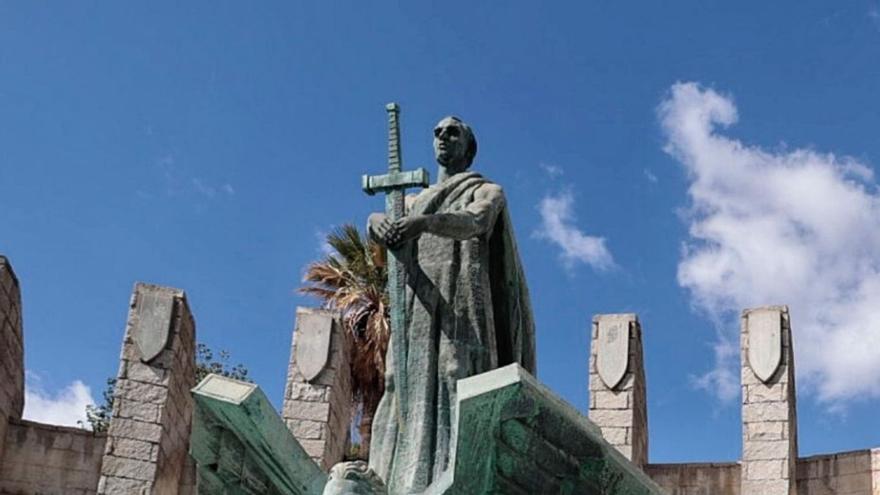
[386,102,401,173]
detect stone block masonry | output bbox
[741,306,798,495]
[97,283,197,494]
[283,307,352,470]
[589,313,649,467]
[0,419,106,495]
[0,256,24,467]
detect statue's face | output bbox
[433,117,469,169]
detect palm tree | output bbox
[299,224,389,460]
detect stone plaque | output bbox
[597,318,630,389]
[133,289,175,363]
[295,311,333,382]
[747,309,782,383]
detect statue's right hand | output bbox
[368,213,390,246]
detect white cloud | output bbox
[534,191,615,272]
[644,168,659,183]
[23,377,95,427]
[539,163,564,178]
[660,81,880,404]
[191,178,216,198]
[315,228,335,257]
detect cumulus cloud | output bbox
[23,377,95,427]
[534,191,615,272]
[660,81,880,403]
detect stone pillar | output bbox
[588,313,648,467]
[872,448,880,495]
[0,256,24,465]
[98,283,196,494]
[740,306,798,495]
[282,307,352,470]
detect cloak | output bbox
[369,171,535,494]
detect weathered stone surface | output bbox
[132,287,175,363]
[744,440,790,461]
[645,462,741,495]
[747,421,784,441]
[295,310,334,382]
[283,308,352,470]
[0,420,106,495]
[741,305,797,495]
[289,419,325,440]
[0,256,24,466]
[589,313,648,468]
[747,309,782,383]
[596,315,631,389]
[98,283,196,494]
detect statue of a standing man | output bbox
[367,116,536,494]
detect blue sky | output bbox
[2,2,879,463]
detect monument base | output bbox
[191,366,664,494]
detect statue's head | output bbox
[433,116,478,171]
[322,461,387,495]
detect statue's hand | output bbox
[368,213,388,244]
[373,215,426,249]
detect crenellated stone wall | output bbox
[590,307,880,495]
[589,313,649,467]
[740,306,798,495]
[0,419,105,494]
[0,254,879,494]
[282,307,353,470]
[0,256,24,466]
[97,283,197,494]
[795,449,876,495]
[645,462,741,495]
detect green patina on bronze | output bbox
[437,364,664,495]
[189,106,666,494]
[361,102,430,425]
[190,375,327,495]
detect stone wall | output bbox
[589,313,649,467]
[97,283,197,493]
[0,256,24,466]
[282,307,352,470]
[740,306,799,495]
[0,419,105,494]
[795,449,876,495]
[645,462,741,495]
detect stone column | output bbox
[98,283,196,494]
[282,307,352,470]
[588,313,648,467]
[871,448,880,495]
[740,306,798,495]
[0,256,24,465]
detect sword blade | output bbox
[385,103,409,423]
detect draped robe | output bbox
[368,171,536,494]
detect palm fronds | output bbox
[299,224,389,459]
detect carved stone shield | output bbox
[747,309,782,383]
[134,289,175,363]
[596,318,630,389]
[295,311,334,382]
